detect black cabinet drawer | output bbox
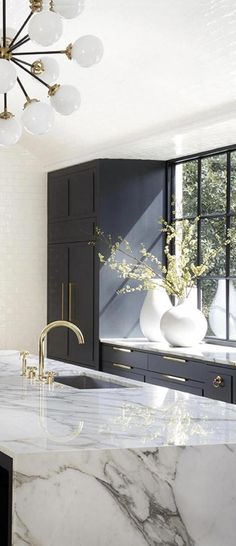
[48,219,95,243]
[148,353,205,381]
[204,370,232,403]
[146,372,204,396]
[101,344,148,370]
[102,361,145,382]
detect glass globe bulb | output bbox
[22,101,55,136]
[53,0,85,19]
[50,85,81,115]
[72,35,104,67]
[0,117,22,147]
[32,57,60,85]
[0,27,17,47]
[28,11,63,47]
[0,59,17,94]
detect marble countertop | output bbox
[101,337,236,367]
[1,351,236,458]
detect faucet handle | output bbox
[26,366,38,380]
[40,371,57,385]
[20,351,30,376]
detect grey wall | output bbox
[99,160,166,338]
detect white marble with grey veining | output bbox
[0,351,236,545]
[101,337,236,367]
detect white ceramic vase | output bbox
[160,291,207,347]
[209,279,236,338]
[139,280,172,341]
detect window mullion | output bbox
[226,152,231,340]
[197,158,202,310]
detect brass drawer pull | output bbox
[163,374,186,382]
[61,283,64,320]
[69,282,72,322]
[163,356,187,363]
[113,363,133,370]
[113,347,132,353]
[213,375,224,389]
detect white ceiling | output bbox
[2,0,236,170]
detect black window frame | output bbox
[167,143,236,347]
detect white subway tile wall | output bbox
[0,147,47,353]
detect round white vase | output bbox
[160,296,207,347]
[139,280,172,341]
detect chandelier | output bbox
[0,0,104,146]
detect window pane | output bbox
[230,151,236,213]
[201,218,226,276]
[175,161,198,218]
[201,154,227,215]
[230,217,236,275]
[229,280,236,340]
[201,278,226,339]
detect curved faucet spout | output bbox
[39,320,85,379]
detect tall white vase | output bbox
[209,279,236,338]
[139,280,172,341]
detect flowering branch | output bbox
[93,218,233,300]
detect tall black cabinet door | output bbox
[47,244,69,360]
[69,169,96,218]
[48,175,68,221]
[68,242,97,367]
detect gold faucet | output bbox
[38,320,84,382]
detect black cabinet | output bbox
[48,159,166,369]
[48,242,98,367]
[204,368,233,403]
[0,452,12,546]
[100,342,236,404]
[146,372,204,396]
[48,165,96,221]
[48,244,68,360]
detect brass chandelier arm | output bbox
[9,35,31,53]
[17,77,30,102]
[9,12,33,49]
[13,49,69,57]
[2,0,6,48]
[11,58,50,89]
[4,93,7,114]
[15,59,32,68]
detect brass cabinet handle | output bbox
[163,356,187,363]
[69,282,72,322]
[163,374,186,382]
[213,375,224,389]
[112,363,133,370]
[61,283,64,320]
[113,347,132,353]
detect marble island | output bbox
[1,351,236,546]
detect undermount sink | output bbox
[55,375,130,390]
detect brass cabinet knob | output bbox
[213,375,224,389]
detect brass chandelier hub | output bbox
[0,46,12,60]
